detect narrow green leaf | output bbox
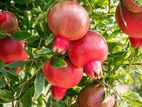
[12,31,31,40]
[4,61,26,68]
[51,58,67,68]
[34,71,45,99]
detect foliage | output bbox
[0,0,142,107]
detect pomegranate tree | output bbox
[0,37,29,64]
[0,11,18,34]
[115,3,142,48]
[47,1,89,54]
[77,84,115,107]
[122,0,142,13]
[44,58,83,100]
[68,31,108,78]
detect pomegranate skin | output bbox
[129,37,142,48]
[77,84,115,107]
[68,31,108,78]
[48,1,89,40]
[115,4,142,38]
[0,37,29,64]
[0,12,18,34]
[44,58,83,89]
[51,86,67,100]
[47,1,89,54]
[122,0,142,13]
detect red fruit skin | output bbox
[122,0,142,13]
[47,1,89,53]
[77,84,115,107]
[51,86,67,100]
[129,37,142,48]
[68,31,108,78]
[44,58,83,89]
[0,37,29,64]
[0,12,18,34]
[115,4,142,39]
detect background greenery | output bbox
[0,0,142,107]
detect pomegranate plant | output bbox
[122,0,142,13]
[77,84,115,107]
[0,0,142,107]
[68,31,108,78]
[0,11,18,34]
[47,1,89,54]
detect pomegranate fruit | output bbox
[115,3,142,39]
[47,1,89,54]
[122,0,142,13]
[77,84,115,107]
[0,37,29,64]
[44,58,83,89]
[0,11,18,34]
[51,86,67,100]
[68,31,108,78]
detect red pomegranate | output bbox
[0,37,29,64]
[68,31,108,78]
[115,3,142,39]
[47,1,89,54]
[122,0,142,13]
[77,84,115,107]
[51,86,67,100]
[44,58,83,89]
[0,12,18,34]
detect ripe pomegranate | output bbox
[44,58,83,89]
[77,84,115,107]
[51,86,67,100]
[0,11,18,34]
[68,31,108,78]
[47,1,89,54]
[122,0,142,13]
[0,37,29,64]
[115,3,142,39]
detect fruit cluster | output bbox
[0,11,29,74]
[115,0,142,48]
[44,1,114,106]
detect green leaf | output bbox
[34,71,45,99]
[21,90,32,107]
[51,58,67,68]
[0,69,19,81]
[12,31,31,40]
[4,61,26,68]
[47,99,68,107]
[0,33,6,39]
[0,89,14,101]
[14,0,34,4]
[44,33,54,46]
[122,92,142,107]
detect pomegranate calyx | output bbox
[84,61,103,78]
[129,37,142,48]
[53,36,69,54]
[51,86,67,101]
